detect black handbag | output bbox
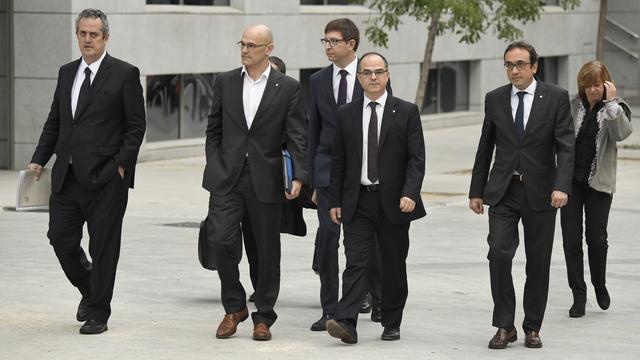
[198,218,217,270]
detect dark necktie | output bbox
[75,67,92,119]
[514,91,526,143]
[367,101,379,183]
[337,69,348,106]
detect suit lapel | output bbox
[522,81,546,141]
[378,96,397,151]
[232,68,249,133]
[500,85,518,142]
[352,98,364,164]
[74,54,113,121]
[353,77,363,101]
[62,59,81,121]
[251,69,282,128]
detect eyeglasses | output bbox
[358,69,388,78]
[320,38,346,47]
[237,41,269,50]
[504,61,531,71]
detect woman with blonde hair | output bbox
[561,60,633,318]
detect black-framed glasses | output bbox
[320,38,346,47]
[358,69,388,78]
[237,41,269,50]
[503,61,531,71]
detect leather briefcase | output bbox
[198,218,217,271]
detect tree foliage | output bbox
[350,0,581,109]
[352,0,581,48]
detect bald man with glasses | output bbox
[203,24,307,341]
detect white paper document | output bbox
[16,169,51,211]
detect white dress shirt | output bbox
[510,78,537,129]
[332,56,358,104]
[242,64,271,129]
[71,50,107,118]
[361,91,388,185]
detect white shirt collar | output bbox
[80,50,107,76]
[364,91,388,109]
[241,64,271,82]
[511,78,537,97]
[333,56,358,78]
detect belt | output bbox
[361,184,380,192]
[511,174,523,182]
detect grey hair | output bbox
[75,8,109,35]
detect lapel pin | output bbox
[539,95,543,98]
[392,109,396,113]
[275,83,279,87]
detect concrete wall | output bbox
[6,0,603,169]
[603,0,640,103]
[0,0,8,169]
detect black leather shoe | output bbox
[79,319,108,334]
[488,327,517,349]
[248,293,255,302]
[76,298,89,322]
[524,330,542,348]
[359,293,371,313]
[326,319,357,344]
[569,302,586,318]
[595,286,610,310]
[371,306,381,323]
[381,327,400,341]
[310,314,331,331]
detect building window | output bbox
[421,61,470,114]
[300,0,350,5]
[146,0,230,5]
[537,57,559,85]
[299,67,324,114]
[146,73,217,142]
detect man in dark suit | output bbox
[469,41,574,349]
[203,24,307,341]
[241,55,300,304]
[307,18,383,331]
[27,8,145,335]
[326,52,426,344]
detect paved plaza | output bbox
[1,115,640,359]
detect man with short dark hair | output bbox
[326,52,426,344]
[469,40,574,349]
[28,8,146,335]
[307,18,384,331]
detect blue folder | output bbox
[282,149,294,193]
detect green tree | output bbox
[351,0,581,112]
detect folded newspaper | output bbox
[16,169,51,211]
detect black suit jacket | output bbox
[307,64,392,189]
[329,95,426,224]
[469,81,575,211]
[31,53,146,192]
[202,67,308,203]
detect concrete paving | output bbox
[1,113,640,359]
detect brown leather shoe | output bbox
[216,307,249,339]
[253,322,272,341]
[488,327,517,349]
[525,330,542,348]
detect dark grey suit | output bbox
[203,67,307,326]
[31,53,146,322]
[469,81,574,332]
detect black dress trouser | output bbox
[487,181,556,332]
[208,163,282,326]
[48,165,129,323]
[560,179,613,303]
[336,188,409,328]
